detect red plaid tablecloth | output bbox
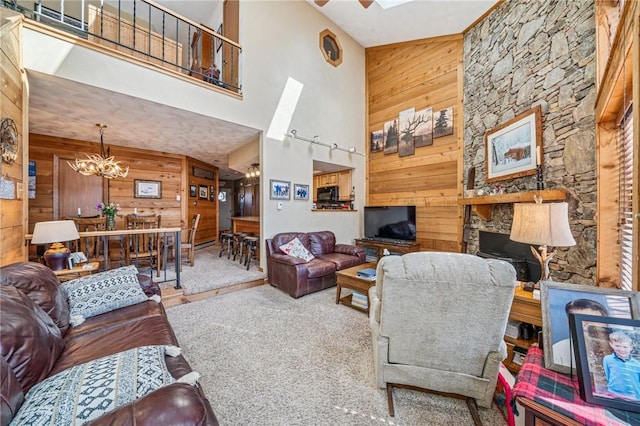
[512,345,640,426]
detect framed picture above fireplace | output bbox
[485,105,542,183]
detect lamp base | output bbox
[44,243,70,271]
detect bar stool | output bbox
[218,232,234,258]
[243,235,259,270]
[238,233,257,265]
[232,232,248,261]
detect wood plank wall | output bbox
[0,14,27,266]
[186,157,219,245]
[29,135,218,244]
[366,35,463,252]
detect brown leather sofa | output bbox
[0,261,218,426]
[266,231,366,298]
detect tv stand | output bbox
[355,239,420,262]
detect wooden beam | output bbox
[359,0,374,8]
[315,0,329,7]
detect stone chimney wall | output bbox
[463,0,596,285]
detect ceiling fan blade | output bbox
[315,0,329,6]
[359,0,374,8]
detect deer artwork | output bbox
[398,113,427,155]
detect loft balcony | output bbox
[5,0,242,95]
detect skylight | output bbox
[376,0,415,10]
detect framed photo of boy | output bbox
[570,314,640,412]
[485,105,542,183]
[541,281,640,374]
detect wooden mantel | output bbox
[457,189,567,220]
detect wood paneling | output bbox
[366,35,463,252]
[0,14,27,266]
[595,1,639,290]
[29,134,189,235]
[186,157,218,244]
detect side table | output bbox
[512,346,640,426]
[53,262,99,282]
[335,262,377,313]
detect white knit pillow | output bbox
[279,237,315,262]
[62,265,148,326]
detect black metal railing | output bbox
[9,0,242,93]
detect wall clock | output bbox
[0,117,18,164]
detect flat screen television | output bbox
[364,206,417,241]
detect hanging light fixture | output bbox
[68,124,129,179]
[245,163,260,184]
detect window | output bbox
[618,106,634,290]
[319,29,342,67]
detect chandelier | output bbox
[68,124,129,179]
[245,163,260,184]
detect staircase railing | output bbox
[13,0,242,93]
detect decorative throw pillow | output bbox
[279,237,315,262]
[62,265,148,326]
[11,346,175,425]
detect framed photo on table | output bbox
[541,281,640,374]
[570,314,640,412]
[485,105,542,183]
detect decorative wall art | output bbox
[192,166,214,180]
[398,107,416,158]
[189,185,197,197]
[570,314,640,412]
[485,105,542,183]
[294,183,309,200]
[199,185,208,199]
[433,107,454,139]
[414,107,434,148]
[370,130,384,153]
[134,180,162,199]
[540,280,640,374]
[270,179,291,200]
[383,119,399,155]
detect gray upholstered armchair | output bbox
[369,252,517,423]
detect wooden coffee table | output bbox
[335,262,377,313]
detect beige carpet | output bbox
[154,244,266,295]
[166,285,508,425]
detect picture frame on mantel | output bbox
[485,105,542,183]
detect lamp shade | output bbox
[31,220,80,245]
[510,202,576,247]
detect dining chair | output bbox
[125,214,162,277]
[163,213,201,272]
[71,216,107,268]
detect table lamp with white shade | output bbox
[31,220,80,270]
[509,196,576,284]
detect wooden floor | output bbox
[161,277,267,307]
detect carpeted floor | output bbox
[166,285,508,425]
[154,245,266,295]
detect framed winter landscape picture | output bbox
[485,105,542,183]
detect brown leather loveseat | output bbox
[266,231,365,298]
[0,261,218,426]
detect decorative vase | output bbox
[106,215,116,231]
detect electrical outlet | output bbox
[277,202,283,210]
[176,194,181,201]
